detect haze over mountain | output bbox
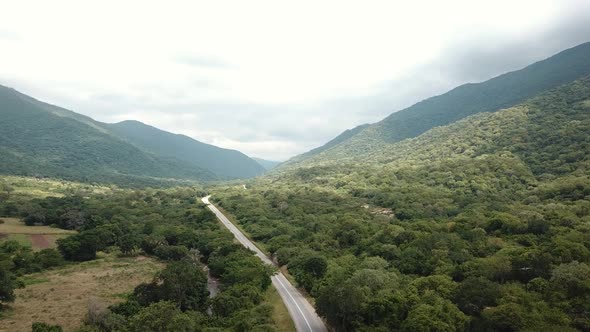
[285,41,590,167]
[0,85,264,185]
[106,120,265,179]
[252,158,281,171]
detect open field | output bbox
[0,218,76,250]
[1,175,114,200]
[0,255,164,332]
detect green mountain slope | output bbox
[289,41,590,165]
[106,120,265,179]
[0,86,222,185]
[215,77,590,331]
[285,124,370,165]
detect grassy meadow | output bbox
[0,254,164,332]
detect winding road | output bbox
[202,195,328,332]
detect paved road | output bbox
[202,196,328,332]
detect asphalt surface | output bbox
[202,195,328,332]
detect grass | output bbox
[265,285,296,332]
[0,218,77,251]
[20,276,50,286]
[3,233,32,247]
[0,218,76,235]
[0,254,164,332]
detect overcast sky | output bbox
[1,1,590,160]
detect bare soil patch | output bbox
[30,234,50,249]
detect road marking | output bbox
[203,196,319,332]
[274,274,314,332]
[202,197,324,332]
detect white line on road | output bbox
[274,274,313,332]
[201,195,327,332]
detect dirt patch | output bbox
[0,255,164,332]
[30,234,50,249]
[0,233,7,239]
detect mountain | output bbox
[216,76,590,332]
[106,120,265,179]
[0,85,263,185]
[286,124,370,164]
[252,158,281,170]
[287,41,590,166]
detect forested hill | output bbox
[214,77,590,331]
[0,85,264,185]
[106,121,265,179]
[286,41,590,166]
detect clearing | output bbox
[0,255,164,332]
[0,218,76,250]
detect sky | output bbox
[1,1,590,161]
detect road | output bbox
[202,195,328,332]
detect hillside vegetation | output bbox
[214,77,590,331]
[288,41,590,167]
[107,121,264,179]
[0,85,264,185]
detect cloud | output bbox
[1,1,589,160]
[175,55,235,69]
[0,30,19,40]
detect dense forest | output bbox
[0,181,278,331]
[213,77,590,331]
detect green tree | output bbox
[401,297,468,332]
[0,265,19,304]
[454,277,500,316]
[128,301,197,332]
[156,260,209,311]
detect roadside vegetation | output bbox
[0,177,287,331]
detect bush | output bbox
[153,245,188,261]
[31,322,63,332]
[34,249,65,269]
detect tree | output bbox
[57,233,98,261]
[550,261,590,297]
[128,301,197,332]
[153,245,189,261]
[401,297,468,332]
[24,213,46,226]
[303,255,328,278]
[454,277,500,316]
[0,265,19,304]
[156,260,209,311]
[34,249,65,269]
[118,234,139,256]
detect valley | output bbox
[0,16,589,332]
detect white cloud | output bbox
[1,0,589,160]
